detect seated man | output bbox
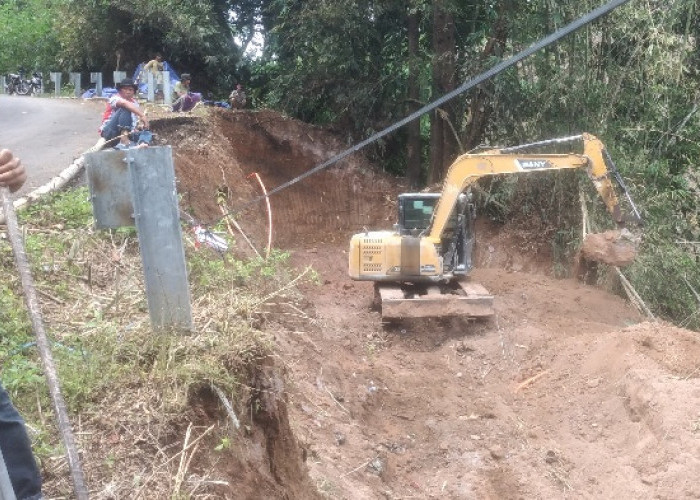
[99,78,150,145]
[228,83,247,110]
[172,73,200,112]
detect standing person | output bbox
[228,83,247,110]
[142,54,165,97]
[172,74,200,112]
[99,78,149,142]
[0,149,44,500]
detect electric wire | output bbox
[208,0,633,227]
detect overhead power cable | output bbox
[214,0,633,225]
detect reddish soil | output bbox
[157,109,700,499]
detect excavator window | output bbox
[397,193,466,236]
[398,194,440,235]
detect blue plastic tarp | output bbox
[81,87,119,99]
[202,100,231,108]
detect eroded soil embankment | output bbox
[156,109,700,499]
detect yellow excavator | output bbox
[348,133,642,319]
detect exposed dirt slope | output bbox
[155,109,700,499]
[160,110,404,249]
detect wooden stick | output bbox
[514,369,550,393]
[614,267,655,319]
[217,204,237,239]
[580,188,589,240]
[219,206,261,258]
[0,138,113,225]
[173,423,193,496]
[1,187,89,500]
[683,276,700,305]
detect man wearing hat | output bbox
[172,73,199,112]
[99,77,149,142]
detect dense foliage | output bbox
[1,0,698,327]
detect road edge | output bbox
[0,138,106,225]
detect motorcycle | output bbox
[26,72,42,95]
[4,71,42,95]
[5,72,28,95]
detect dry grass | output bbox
[2,191,317,498]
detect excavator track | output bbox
[376,280,494,320]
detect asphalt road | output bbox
[0,94,103,197]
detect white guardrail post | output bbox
[69,72,81,98]
[163,71,172,105]
[90,72,103,98]
[34,70,177,100]
[50,72,61,97]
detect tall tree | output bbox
[405,7,422,187]
[428,0,457,184]
[0,0,58,72]
[462,3,508,150]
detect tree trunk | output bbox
[428,0,457,185]
[406,11,422,188]
[463,8,508,150]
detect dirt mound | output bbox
[283,251,700,499]
[152,109,700,499]
[155,109,405,249]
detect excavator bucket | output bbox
[377,280,494,320]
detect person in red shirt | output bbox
[99,78,149,142]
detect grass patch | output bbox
[1,186,317,497]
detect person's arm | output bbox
[0,149,27,192]
[115,98,149,128]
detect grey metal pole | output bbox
[85,148,193,330]
[127,148,193,330]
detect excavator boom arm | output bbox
[428,133,623,241]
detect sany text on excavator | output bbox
[348,133,642,320]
